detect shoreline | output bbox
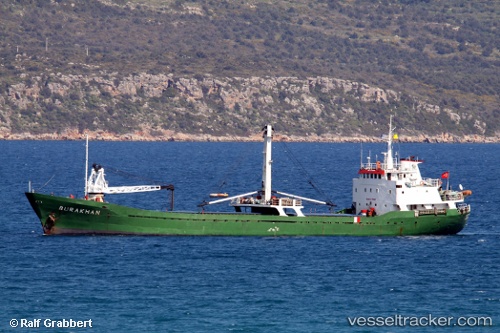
[1,131,499,143]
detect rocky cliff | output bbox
[1,72,496,142]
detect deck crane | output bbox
[85,163,175,211]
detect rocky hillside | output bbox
[0,0,498,142]
[2,72,493,142]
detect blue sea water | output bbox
[0,140,498,332]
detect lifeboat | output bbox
[210,193,229,198]
[462,190,472,197]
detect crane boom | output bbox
[87,164,173,195]
[101,185,163,194]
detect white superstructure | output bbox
[352,116,471,216]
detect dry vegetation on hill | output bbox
[0,0,498,140]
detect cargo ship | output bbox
[25,120,471,236]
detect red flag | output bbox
[441,171,449,179]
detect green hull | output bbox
[25,192,469,236]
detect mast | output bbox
[386,116,395,170]
[262,125,273,203]
[84,133,89,197]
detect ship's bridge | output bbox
[357,156,441,187]
[353,156,447,215]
